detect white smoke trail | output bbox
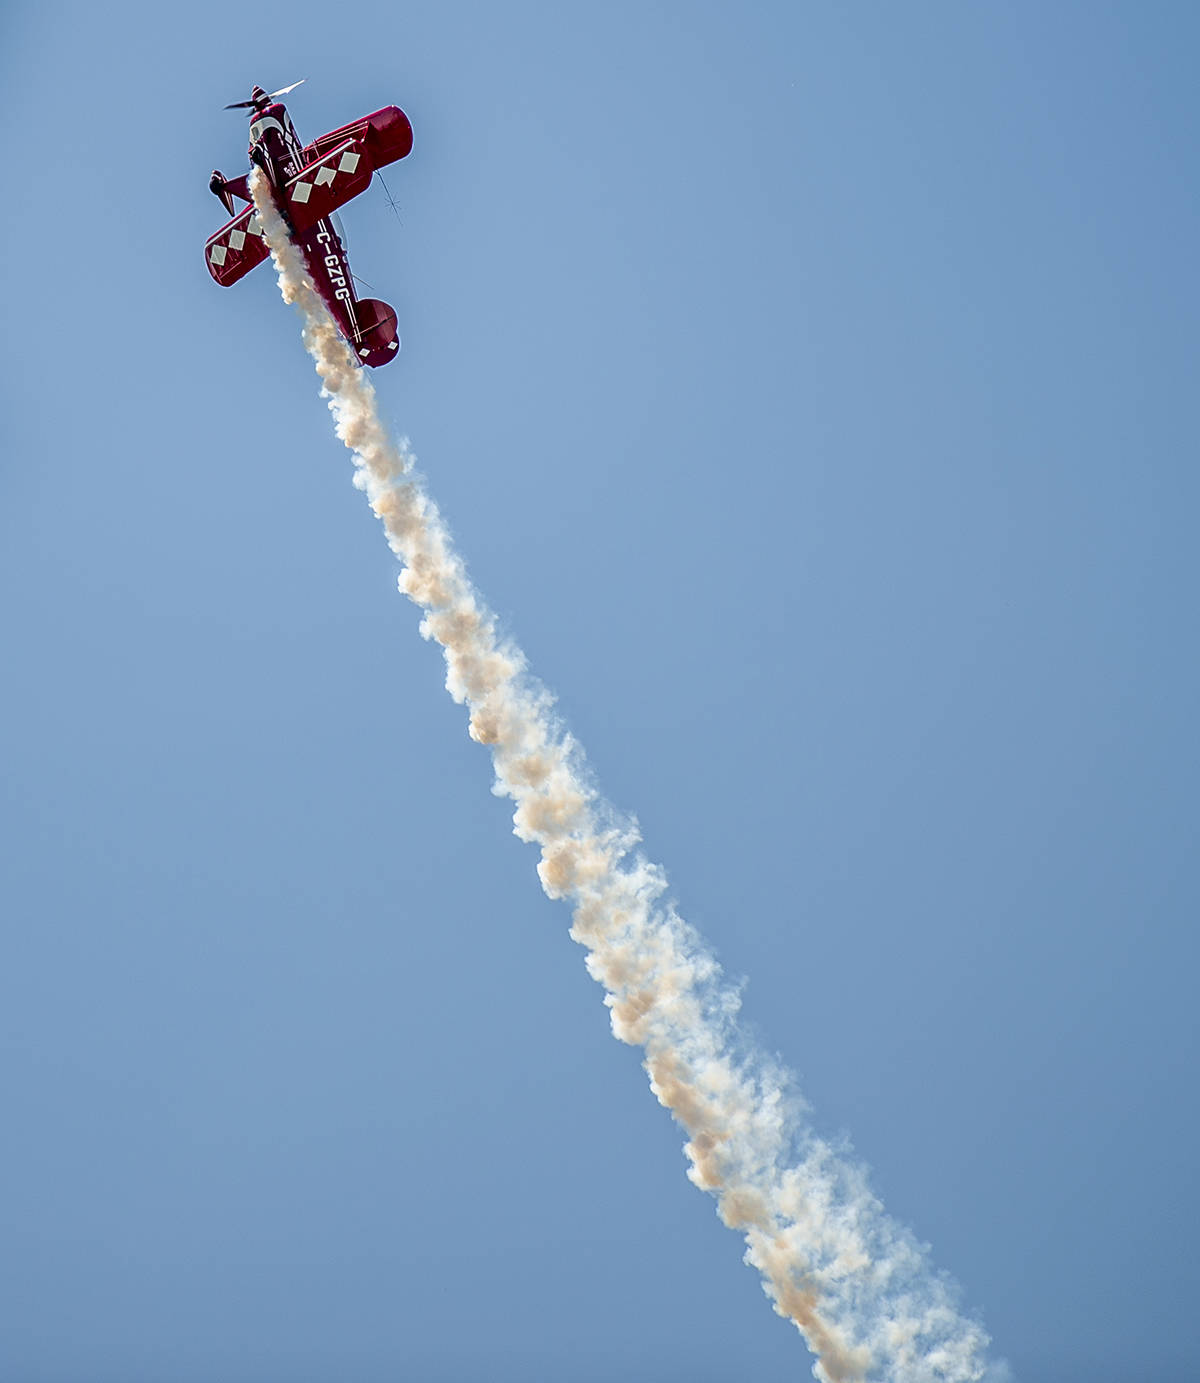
[250,171,1009,1383]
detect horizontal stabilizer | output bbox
[351,297,400,368]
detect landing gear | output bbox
[209,170,235,218]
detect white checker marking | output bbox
[338,151,360,175]
[209,244,227,267]
[246,215,262,236]
[228,229,246,252]
[291,181,312,204]
[315,166,336,188]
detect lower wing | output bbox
[204,205,271,287]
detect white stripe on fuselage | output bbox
[312,217,361,340]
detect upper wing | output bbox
[205,204,271,287]
[282,106,413,234]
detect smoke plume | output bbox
[249,171,1009,1383]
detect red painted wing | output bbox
[300,106,413,172]
[282,105,412,234]
[278,137,374,235]
[205,203,271,287]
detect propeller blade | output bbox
[269,79,305,99]
[224,99,257,109]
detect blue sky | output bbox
[2,4,1197,1381]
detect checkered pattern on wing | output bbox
[280,140,372,233]
[288,147,363,205]
[204,209,269,286]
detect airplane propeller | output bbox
[224,80,305,111]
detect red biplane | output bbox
[206,82,413,366]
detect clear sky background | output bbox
[2,4,1197,1381]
